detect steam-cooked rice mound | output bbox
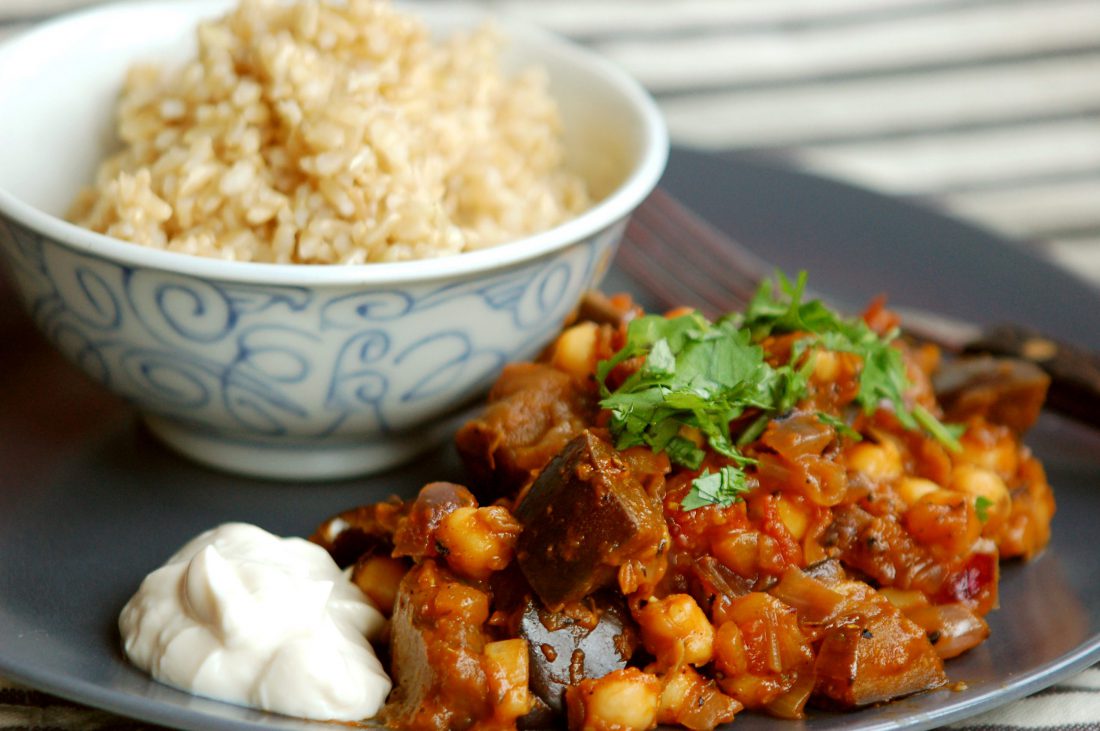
[71,0,589,264]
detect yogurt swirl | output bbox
[119,523,391,721]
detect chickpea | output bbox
[350,555,407,616]
[903,490,982,557]
[436,505,521,580]
[957,426,1019,478]
[896,476,944,506]
[637,594,715,668]
[550,321,599,379]
[431,581,490,625]
[657,665,742,730]
[711,531,759,579]
[658,665,696,722]
[846,440,903,483]
[775,495,811,541]
[712,620,748,677]
[811,349,840,382]
[756,533,792,576]
[712,594,813,709]
[951,464,1010,530]
[951,465,1009,504]
[483,639,534,723]
[567,668,661,731]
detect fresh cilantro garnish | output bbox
[734,354,815,448]
[663,436,706,470]
[680,466,750,511]
[912,405,963,453]
[817,412,862,441]
[943,422,967,441]
[596,312,775,467]
[594,312,774,510]
[742,271,961,451]
[975,496,994,524]
[741,271,849,340]
[595,271,962,510]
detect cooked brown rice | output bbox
[70,0,590,264]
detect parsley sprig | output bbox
[595,272,961,511]
[817,412,862,441]
[741,271,962,452]
[595,312,773,468]
[975,496,993,524]
[680,468,751,511]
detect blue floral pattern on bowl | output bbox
[0,215,623,477]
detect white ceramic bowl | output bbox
[0,0,667,480]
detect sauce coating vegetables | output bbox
[315,280,1056,730]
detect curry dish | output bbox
[312,276,1055,730]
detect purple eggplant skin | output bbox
[933,355,1049,433]
[514,431,666,609]
[517,592,639,720]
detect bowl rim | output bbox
[0,0,668,286]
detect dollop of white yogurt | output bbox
[119,523,391,721]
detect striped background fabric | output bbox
[1,0,1097,729]
[489,0,1100,285]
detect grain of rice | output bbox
[70,0,589,264]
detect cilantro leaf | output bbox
[597,313,773,468]
[735,414,771,447]
[595,312,708,390]
[743,271,961,451]
[665,436,706,470]
[594,271,965,511]
[740,271,849,341]
[816,412,862,441]
[681,466,750,511]
[853,334,917,430]
[975,495,993,524]
[912,405,963,453]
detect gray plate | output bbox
[2,149,1099,731]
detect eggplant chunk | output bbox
[384,561,493,729]
[934,356,1049,433]
[309,496,407,567]
[455,363,593,502]
[813,588,946,708]
[519,593,638,718]
[385,560,536,730]
[575,291,630,327]
[514,431,667,609]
